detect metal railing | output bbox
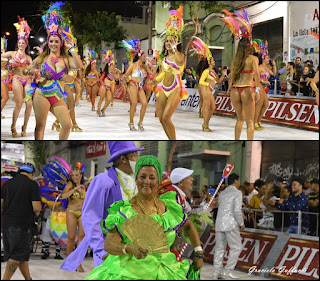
[242,208,319,236]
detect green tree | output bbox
[72,10,127,57]
[162,1,233,64]
[25,141,51,171]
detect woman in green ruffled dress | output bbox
[85,155,203,280]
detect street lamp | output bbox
[39,37,44,43]
[5,32,10,36]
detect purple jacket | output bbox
[60,166,122,271]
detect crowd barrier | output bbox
[113,85,319,131]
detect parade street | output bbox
[1,91,318,140]
[1,245,271,280]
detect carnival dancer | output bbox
[213,173,244,280]
[252,39,274,130]
[84,49,100,111]
[1,37,9,119]
[52,27,82,133]
[85,155,203,280]
[154,6,188,140]
[120,39,153,131]
[97,50,121,117]
[61,141,144,271]
[220,9,260,140]
[145,50,160,104]
[1,16,33,137]
[61,163,87,272]
[310,69,319,105]
[74,66,84,106]
[191,37,227,132]
[25,2,82,140]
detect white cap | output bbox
[170,168,194,184]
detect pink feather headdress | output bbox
[219,8,253,42]
[253,39,268,60]
[101,49,114,65]
[190,36,213,63]
[165,5,184,42]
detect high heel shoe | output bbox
[21,125,26,137]
[137,122,144,132]
[128,123,137,131]
[72,124,83,132]
[51,121,61,132]
[202,124,212,132]
[97,110,104,117]
[199,112,203,118]
[110,102,113,107]
[254,123,262,131]
[11,125,18,138]
[258,122,264,130]
[1,114,5,119]
[91,106,95,111]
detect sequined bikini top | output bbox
[70,189,85,202]
[41,57,68,81]
[162,57,184,75]
[11,51,30,68]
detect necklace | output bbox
[50,56,60,64]
[136,196,160,215]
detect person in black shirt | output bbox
[308,178,319,236]
[1,163,41,280]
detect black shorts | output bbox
[3,226,32,262]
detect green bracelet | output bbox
[193,253,204,259]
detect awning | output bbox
[178,149,230,161]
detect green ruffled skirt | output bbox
[85,251,190,280]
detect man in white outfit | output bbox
[213,173,245,279]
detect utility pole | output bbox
[148,1,153,50]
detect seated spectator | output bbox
[274,178,309,234]
[249,179,266,228]
[308,178,319,236]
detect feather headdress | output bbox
[101,49,114,65]
[165,5,184,42]
[219,8,253,42]
[13,16,31,45]
[61,26,78,53]
[88,49,98,63]
[190,36,213,63]
[253,39,268,60]
[119,39,143,55]
[41,1,65,46]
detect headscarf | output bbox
[135,155,163,184]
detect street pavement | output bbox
[1,91,318,140]
[1,244,272,280]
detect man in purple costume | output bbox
[60,141,144,271]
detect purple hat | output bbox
[107,141,144,163]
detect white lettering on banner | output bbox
[295,104,313,122]
[287,103,301,121]
[203,232,215,255]
[275,102,290,119]
[86,145,95,154]
[277,245,319,278]
[245,240,270,264]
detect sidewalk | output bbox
[1,244,272,280]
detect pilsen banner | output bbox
[270,238,319,280]
[202,228,277,271]
[85,141,106,158]
[214,93,318,131]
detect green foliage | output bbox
[25,141,50,171]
